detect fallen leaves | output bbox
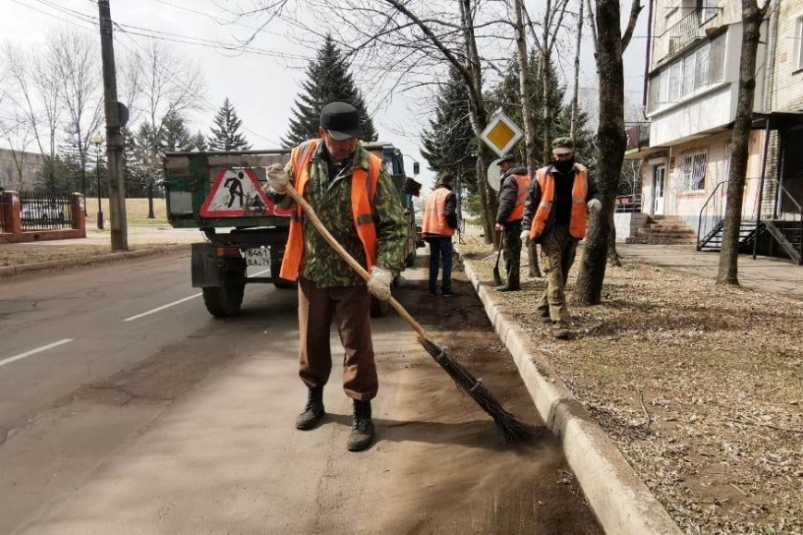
[461,235,803,534]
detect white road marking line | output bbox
[123,269,271,322]
[124,294,202,322]
[0,339,74,368]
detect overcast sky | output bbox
[0,0,648,191]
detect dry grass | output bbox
[85,198,166,220]
[0,243,178,267]
[462,235,803,535]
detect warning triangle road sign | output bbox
[200,168,290,218]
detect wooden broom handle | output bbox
[284,184,430,341]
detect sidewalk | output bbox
[0,226,201,276]
[618,243,803,299]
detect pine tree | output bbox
[163,110,193,152]
[283,34,377,147]
[420,67,478,194]
[208,98,252,151]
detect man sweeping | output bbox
[266,101,408,452]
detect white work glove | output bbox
[266,163,290,195]
[588,199,602,213]
[520,230,530,245]
[367,266,393,301]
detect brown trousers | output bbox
[297,277,378,401]
[537,225,578,326]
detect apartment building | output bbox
[0,148,43,191]
[630,0,803,263]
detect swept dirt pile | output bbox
[461,235,803,535]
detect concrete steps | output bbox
[625,216,696,245]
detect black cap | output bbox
[320,101,364,141]
[497,154,515,165]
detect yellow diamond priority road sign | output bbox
[480,111,523,157]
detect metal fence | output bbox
[19,190,74,231]
[614,194,643,214]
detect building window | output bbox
[679,152,707,191]
[797,17,803,70]
[699,0,719,23]
[648,35,724,111]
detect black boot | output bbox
[295,385,325,430]
[347,400,375,452]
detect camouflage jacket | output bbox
[272,140,408,288]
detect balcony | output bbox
[624,123,659,160]
[655,10,705,64]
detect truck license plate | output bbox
[245,248,270,267]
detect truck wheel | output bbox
[370,296,389,318]
[203,264,245,317]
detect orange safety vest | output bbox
[422,187,455,237]
[528,164,589,241]
[506,173,531,222]
[279,139,382,281]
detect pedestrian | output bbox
[422,172,458,297]
[521,137,602,340]
[266,101,409,452]
[494,155,530,292]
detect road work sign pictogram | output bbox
[200,168,287,218]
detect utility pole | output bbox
[97,0,128,251]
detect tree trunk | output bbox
[147,181,155,219]
[512,0,538,175]
[574,0,628,305]
[607,209,622,267]
[716,0,764,285]
[570,0,584,140]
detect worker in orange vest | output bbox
[266,102,408,452]
[521,137,602,340]
[494,155,530,292]
[422,172,458,296]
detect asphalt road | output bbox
[0,254,601,534]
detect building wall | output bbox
[0,149,43,191]
[771,0,803,111]
[640,130,766,231]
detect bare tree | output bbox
[49,30,104,201]
[238,0,508,241]
[130,41,205,217]
[522,0,571,156]
[574,0,642,305]
[716,0,768,284]
[1,42,62,189]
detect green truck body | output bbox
[163,143,423,318]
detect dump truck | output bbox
[162,143,423,318]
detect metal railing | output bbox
[655,10,705,62]
[614,194,643,213]
[19,190,74,231]
[696,180,727,249]
[764,178,803,264]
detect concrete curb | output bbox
[459,255,682,535]
[0,244,191,279]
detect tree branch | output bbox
[621,0,644,52]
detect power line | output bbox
[112,23,282,147]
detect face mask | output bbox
[554,157,575,174]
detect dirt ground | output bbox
[364,272,603,534]
[461,235,803,535]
